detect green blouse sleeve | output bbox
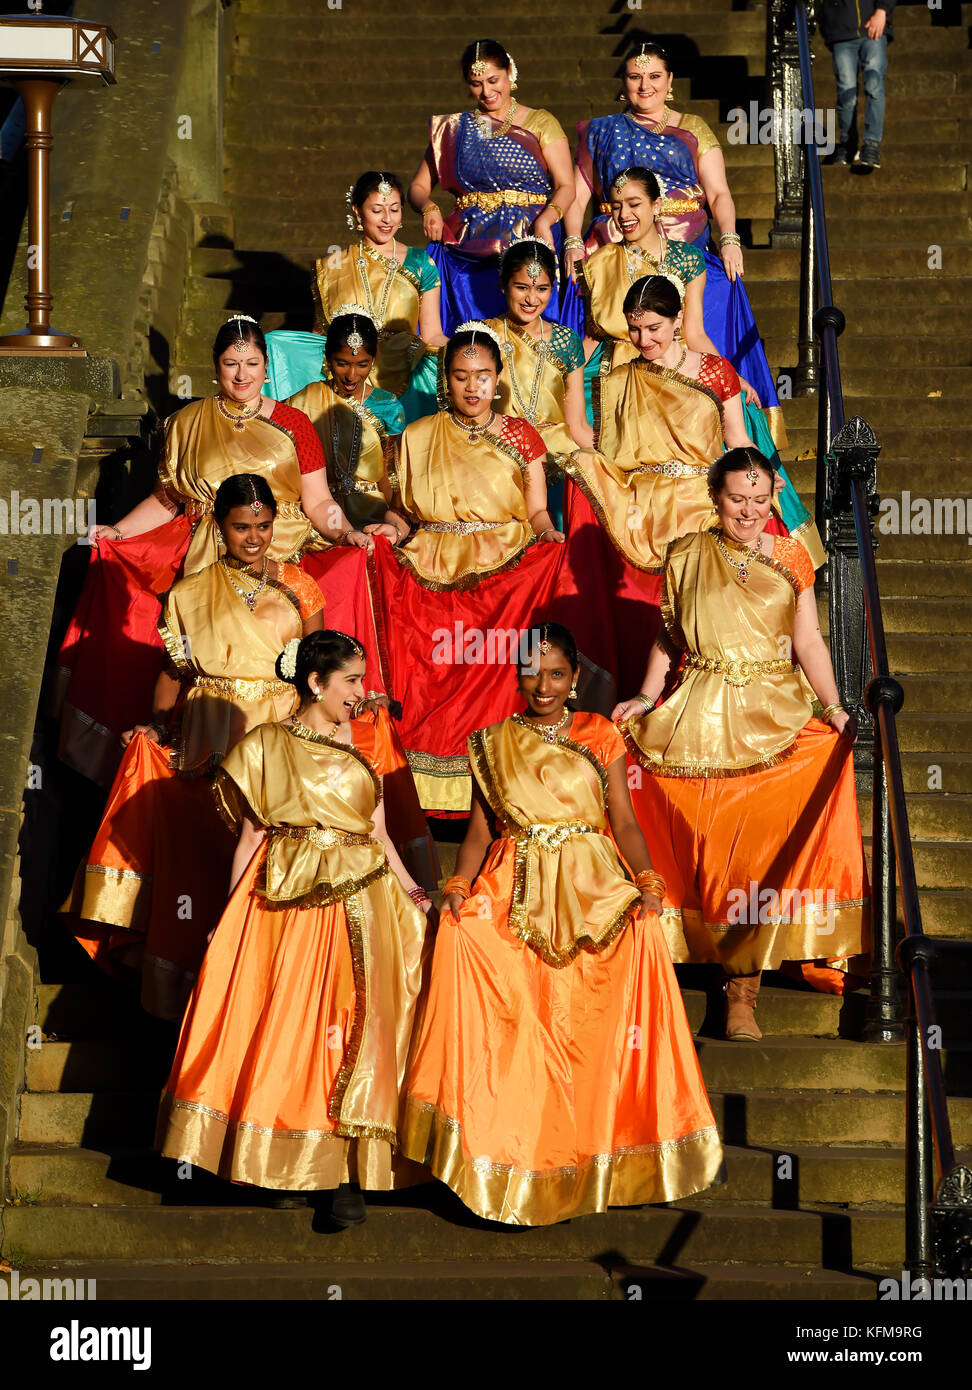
[551,324,585,373]
[668,241,706,285]
[405,246,441,294]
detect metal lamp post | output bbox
[0,6,115,355]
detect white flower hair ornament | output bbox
[280,638,301,681]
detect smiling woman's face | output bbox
[447,345,497,417]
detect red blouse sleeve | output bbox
[271,400,326,475]
[498,414,547,466]
[698,354,741,402]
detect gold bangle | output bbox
[635,693,656,714]
[719,231,742,248]
[563,235,585,251]
[821,702,845,720]
[546,202,564,222]
[422,200,440,216]
[635,869,666,899]
[441,875,472,899]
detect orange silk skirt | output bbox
[628,718,870,975]
[62,732,236,1020]
[402,838,724,1225]
[157,849,405,1192]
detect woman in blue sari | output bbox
[407,38,581,335]
[565,41,788,454]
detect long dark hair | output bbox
[275,630,365,703]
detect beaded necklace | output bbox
[221,556,269,610]
[477,97,518,141]
[449,408,495,443]
[356,241,400,326]
[329,381,371,496]
[512,709,571,744]
[502,319,550,425]
[215,394,262,430]
[713,527,764,585]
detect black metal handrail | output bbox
[781,0,972,1276]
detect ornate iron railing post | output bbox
[825,417,878,750]
[769,0,804,246]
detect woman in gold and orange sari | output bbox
[403,622,723,1225]
[562,272,754,698]
[63,475,324,1019]
[613,449,869,1039]
[55,316,377,787]
[158,631,430,1222]
[369,322,567,814]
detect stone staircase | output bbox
[5,966,970,1299]
[4,0,971,1299]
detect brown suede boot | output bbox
[724,972,762,1040]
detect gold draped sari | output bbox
[395,413,535,589]
[158,720,427,1189]
[158,560,306,773]
[313,244,425,397]
[566,359,725,571]
[626,531,812,775]
[485,316,579,466]
[159,399,325,575]
[288,379,393,531]
[468,715,641,966]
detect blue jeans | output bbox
[832,36,887,146]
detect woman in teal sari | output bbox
[264,171,446,416]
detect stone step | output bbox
[709,1087,972,1149]
[28,1023,912,1095]
[865,792,972,841]
[876,714,972,756]
[765,336,972,370]
[0,1258,882,1301]
[904,892,972,941]
[17,1090,161,1147]
[873,563,972,600]
[761,301,971,342]
[232,10,770,42]
[10,1137,951,1212]
[863,837,972,890]
[0,1196,903,1266]
[748,277,968,311]
[901,755,972,798]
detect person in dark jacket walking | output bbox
[818,0,895,171]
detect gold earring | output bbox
[664,88,673,105]
[569,684,578,700]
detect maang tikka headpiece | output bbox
[247,477,263,514]
[455,319,502,359]
[333,302,376,358]
[745,465,761,486]
[346,319,364,355]
[224,313,258,350]
[470,41,487,77]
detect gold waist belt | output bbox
[272,825,376,850]
[684,654,793,687]
[640,459,709,479]
[192,675,294,700]
[507,820,599,851]
[456,189,544,212]
[419,518,505,535]
[184,498,305,520]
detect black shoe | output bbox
[330,1181,367,1227]
[266,1189,308,1209]
[853,141,881,172]
[824,143,850,166]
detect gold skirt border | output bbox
[157,1091,398,1192]
[401,1098,724,1227]
[661,900,870,973]
[395,538,532,593]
